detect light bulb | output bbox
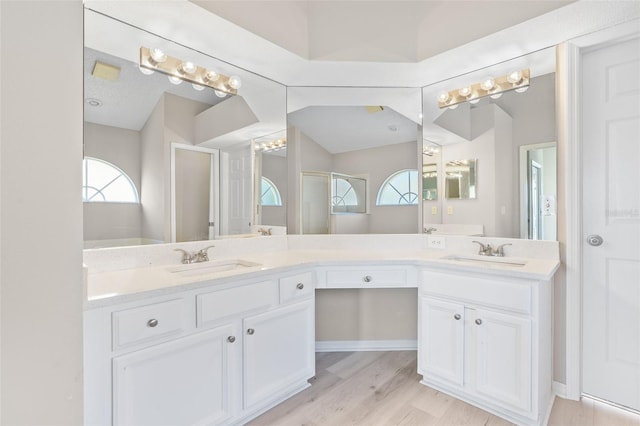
[515,86,529,93]
[469,98,480,104]
[168,75,182,85]
[215,90,227,98]
[437,91,450,103]
[507,70,523,84]
[149,48,167,64]
[458,86,472,97]
[179,61,197,75]
[139,66,155,75]
[227,75,242,90]
[448,104,459,110]
[192,83,205,91]
[204,70,219,82]
[480,77,495,91]
[490,93,503,99]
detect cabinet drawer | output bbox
[279,271,314,303]
[322,266,416,288]
[112,298,191,350]
[421,270,532,314]
[197,280,278,327]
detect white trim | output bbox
[315,339,417,352]
[553,381,568,399]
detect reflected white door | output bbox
[582,34,640,411]
[301,172,330,234]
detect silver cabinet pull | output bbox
[147,319,159,328]
[227,336,236,343]
[475,319,483,325]
[454,314,462,320]
[296,283,304,290]
[363,275,372,283]
[247,328,255,335]
[587,234,604,246]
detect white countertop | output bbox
[85,236,560,309]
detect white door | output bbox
[112,325,238,425]
[582,34,640,411]
[472,308,532,413]
[223,147,252,235]
[418,296,464,386]
[243,300,315,410]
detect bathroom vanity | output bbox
[83,235,559,426]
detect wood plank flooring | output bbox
[248,351,640,426]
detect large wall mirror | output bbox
[286,87,422,234]
[83,9,286,248]
[422,47,557,240]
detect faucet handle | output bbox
[494,243,512,257]
[174,248,192,264]
[472,240,488,255]
[197,245,215,262]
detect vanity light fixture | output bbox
[255,138,287,153]
[437,68,530,109]
[423,144,440,156]
[139,46,241,96]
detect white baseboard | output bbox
[315,339,417,352]
[553,381,568,398]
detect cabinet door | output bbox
[113,324,239,425]
[472,308,532,413]
[419,296,464,386]
[243,299,315,410]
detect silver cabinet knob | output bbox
[454,314,462,320]
[247,328,255,335]
[363,275,372,283]
[227,336,236,343]
[296,283,304,290]
[587,234,604,246]
[475,319,483,325]
[147,319,158,328]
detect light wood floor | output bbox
[248,351,640,426]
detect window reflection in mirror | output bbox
[445,159,477,200]
[331,173,367,214]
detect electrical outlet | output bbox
[427,235,446,249]
[447,206,453,215]
[431,206,438,215]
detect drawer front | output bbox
[279,271,314,303]
[324,267,415,288]
[112,298,191,350]
[421,270,532,314]
[197,280,278,327]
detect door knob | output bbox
[587,234,604,246]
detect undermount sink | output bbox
[167,259,262,277]
[441,254,527,267]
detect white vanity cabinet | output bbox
[112,323,238,425]
[418,269,552,426]
[84,269,315,426]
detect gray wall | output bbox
[1,1,84,423]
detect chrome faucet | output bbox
[472,241,512,257]
[257,227,272,236]
[174,245,215,264]
[424,227,437,234]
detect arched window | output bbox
[82,157,139,203]
[331,177,358,208]
[261,177,282,206]
[376,169,418,205]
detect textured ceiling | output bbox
[191,0,574,63]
